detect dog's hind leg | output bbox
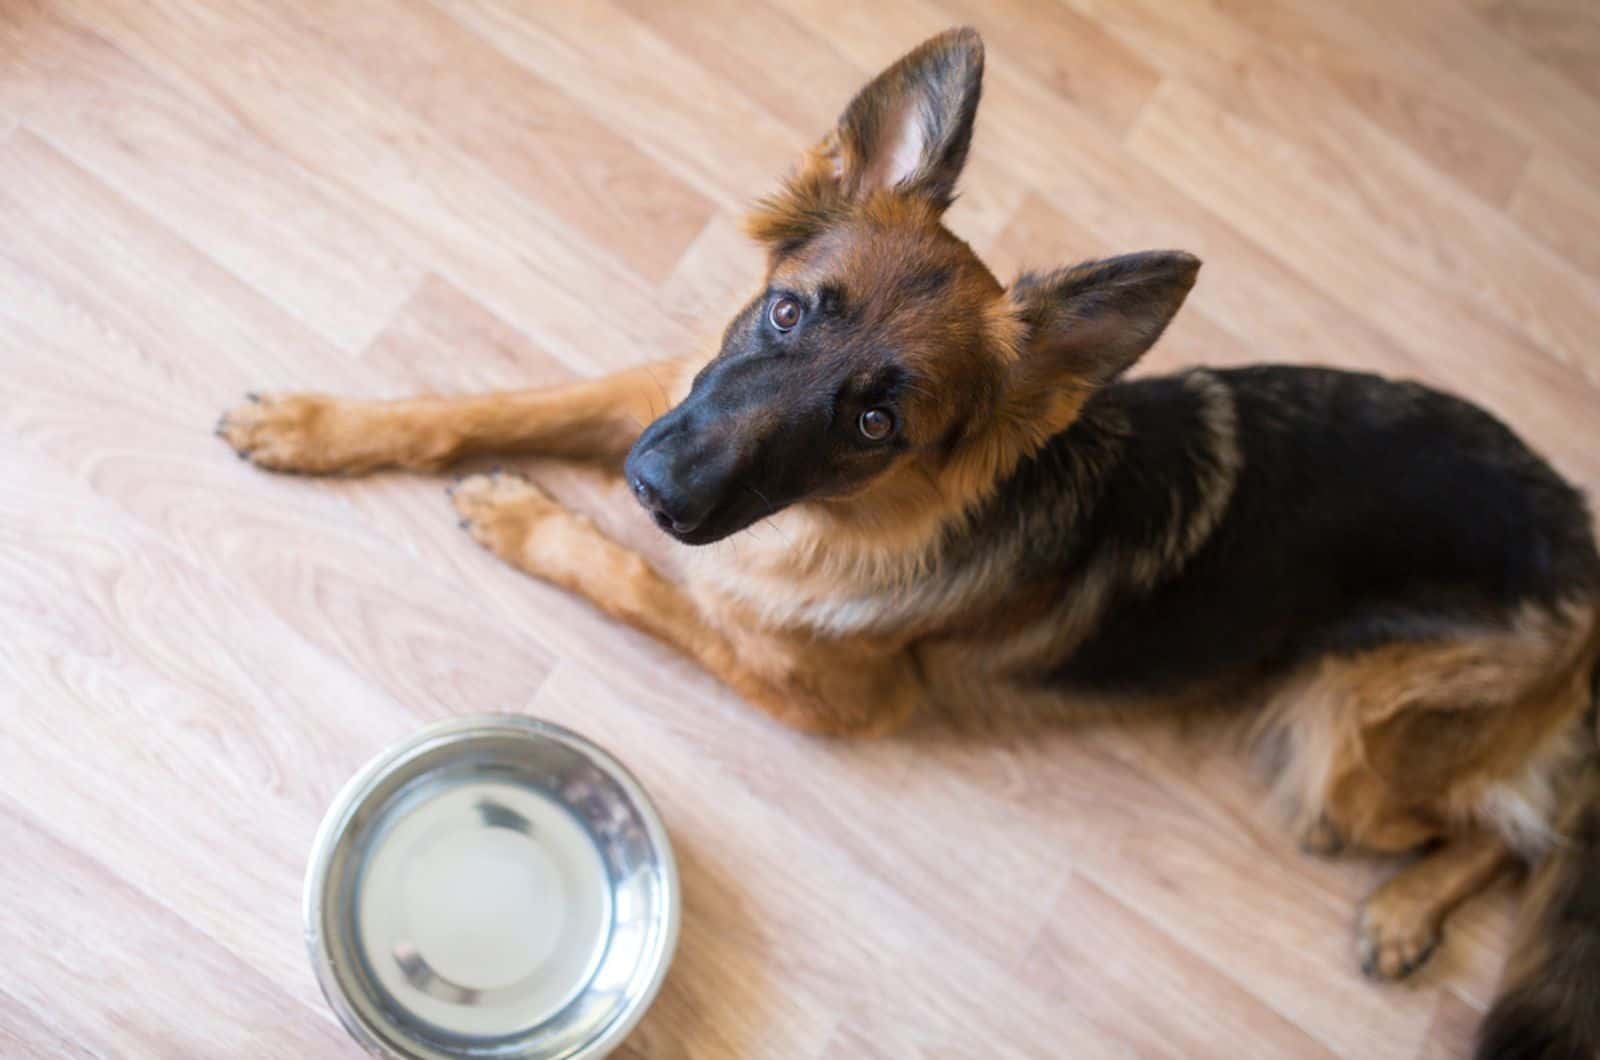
[1356,830,1513,980]
[450,469,921,736]
[217,358,692,475]
[1266,605,1597,980]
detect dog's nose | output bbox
[628,453,708,535]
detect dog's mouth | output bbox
[648,506,718,545]
[638,489,778,547]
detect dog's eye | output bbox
[769,296,802,332]
[858,408,895,441]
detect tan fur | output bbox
[1130,370,1240,587]
[1357,830,1514,979]
[450,470,920,736]
[1255,601,1599,859]
[218,358,698,474]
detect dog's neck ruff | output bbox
[685,369,1242,643]
[685,502,974,638]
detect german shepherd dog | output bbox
[219,29,1600,1058]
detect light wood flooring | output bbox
[3,1,1600,1056]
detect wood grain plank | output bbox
[1314,61,1533,209]
[527,663,897,1059]
[612,0,856,145]
[1465,0,1600,103]
[287,0,717,286]
[50,0,697,374]
[0,982,101,1060]
[0,137,559,721]
[1415,989,1486,1060]
[1021,873,1338,1059]
[612,0,1031,256]
[814,979,1132,1060]
[1511,150,1600,280]
[0,0,52,129]
[0,438,438,1009]
[1053,0,1532,213]
[434,0,795,209]
[1152,44,1600,387]
[1043,1,1594,389]
[929,0,1161,136]
[0,795,355,1058]
[361,273,573,393]
[1125,79,1600,486]
[1281,0,1600,186]
[430,0,1024,332]
[1167,0,1538,208]
[1,12,422,353]
[897,725,1441,1059]
[655,211,770,334]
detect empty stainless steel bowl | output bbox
[304,715,679,1059]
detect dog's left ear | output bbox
[1002,251,1200,432]
[827,27,985,210]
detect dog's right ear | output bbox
[1001,252,1201,438]
[748,29,983,250]
[827,27,984,211]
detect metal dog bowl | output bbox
[305,715,679,1059]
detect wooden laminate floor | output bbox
[4,1,1600,1057]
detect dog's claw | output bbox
[1357,917,1440,981]
[1299,817,1346,858]
[245,391,261,403]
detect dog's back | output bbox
[1015,365,1600,696]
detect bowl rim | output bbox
[302,713,681,1060]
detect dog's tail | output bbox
[1475,659,1600,1060]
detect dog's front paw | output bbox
[450,469,563,559]
[216,393,339,473]
[1356,893,1441,981]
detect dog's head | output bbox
[625,28,1199,545]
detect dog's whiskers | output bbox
[745,486,794,548]
[640,363,673,419]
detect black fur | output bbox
[947,366,1600,694]
[1011,253,1202,386]
[626,289,912,543]
[1475,765,1600,1060]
